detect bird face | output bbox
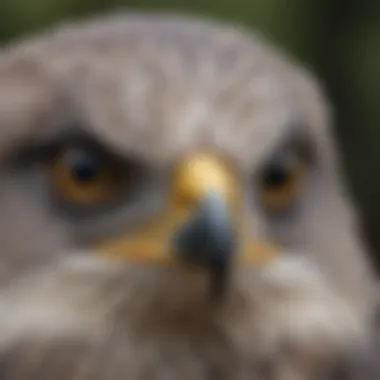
[3,95,313,299]
[6,123,311,298]
[81,151,278,297]
[0,14,371,311]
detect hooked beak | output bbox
[99,154,276,297]
[173,191,236,298]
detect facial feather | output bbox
[0,254,364,357]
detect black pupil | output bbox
[262,159,292,189]
[67,149,101,182]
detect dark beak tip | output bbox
[172,194,236,298]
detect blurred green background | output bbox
[1,0,379,265]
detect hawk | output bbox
[0,12,377,379]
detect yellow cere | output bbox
[173,154,236,205]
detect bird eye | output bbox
[259,151,306,210]
[49,145,124,205]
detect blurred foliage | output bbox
[0,0,380,266]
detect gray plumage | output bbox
[0,12,377,380]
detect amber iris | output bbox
[49,147,121,205]
[260,152,305,209]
